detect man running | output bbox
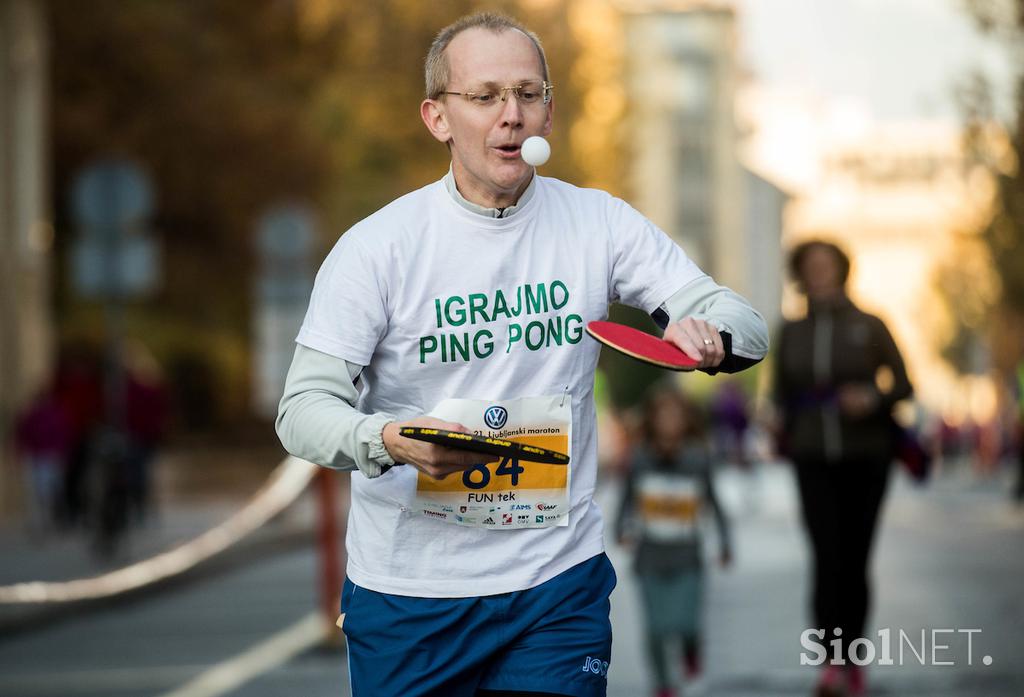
[277,12,768,697]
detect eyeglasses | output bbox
[441,80,553,107]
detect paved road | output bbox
[1,461,1021,697]
[605,463,1024,696]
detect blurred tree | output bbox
[51,0,337,430]
[933,230,1000,374]
[955,0,1024,373]
[49,0,587,433]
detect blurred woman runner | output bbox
[774,240,912,697]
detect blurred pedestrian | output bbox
[91,343,169,555]
[15,382,72,535]
[773,240,912,697]
[615,384,731,697]
[122,341,168,523]
[53,342,104,528]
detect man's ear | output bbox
[421,99,451,144]
[541,98,554,137]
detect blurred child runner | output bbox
[615,383,732,697]
[15,383,72,535]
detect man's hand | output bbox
[382,416,489,480]
[663,318,725,370]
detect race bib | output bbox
[637,472,700,542]
[413,395,572,529]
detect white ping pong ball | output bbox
[521,136,550,167]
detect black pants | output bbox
[794,456,890,659]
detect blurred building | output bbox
[784,122,998,422]
[743,167,786,329]
[619,0,785,328]
[0,0,52,516]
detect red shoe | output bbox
[654,688,678,697]
[846,664,866,696]
[814,664,846,697]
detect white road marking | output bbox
[158,612,329,697]
[0,457,317,603]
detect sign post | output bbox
[69,158,159,553]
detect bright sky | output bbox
[733,0,1014,122]
[730,0,1015,190]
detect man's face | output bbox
[421,27,553,207]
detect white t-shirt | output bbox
[297,175,704,597]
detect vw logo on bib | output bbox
[483,405,508,430]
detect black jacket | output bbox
[774,296,912,463]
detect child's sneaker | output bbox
[814,664,846,697]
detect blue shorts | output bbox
[340,553,616,697]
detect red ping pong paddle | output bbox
[585,320,699,371]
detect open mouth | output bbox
[494,144,522,158]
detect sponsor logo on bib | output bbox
[484,405,508,430]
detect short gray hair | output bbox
[424,13,549,100]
